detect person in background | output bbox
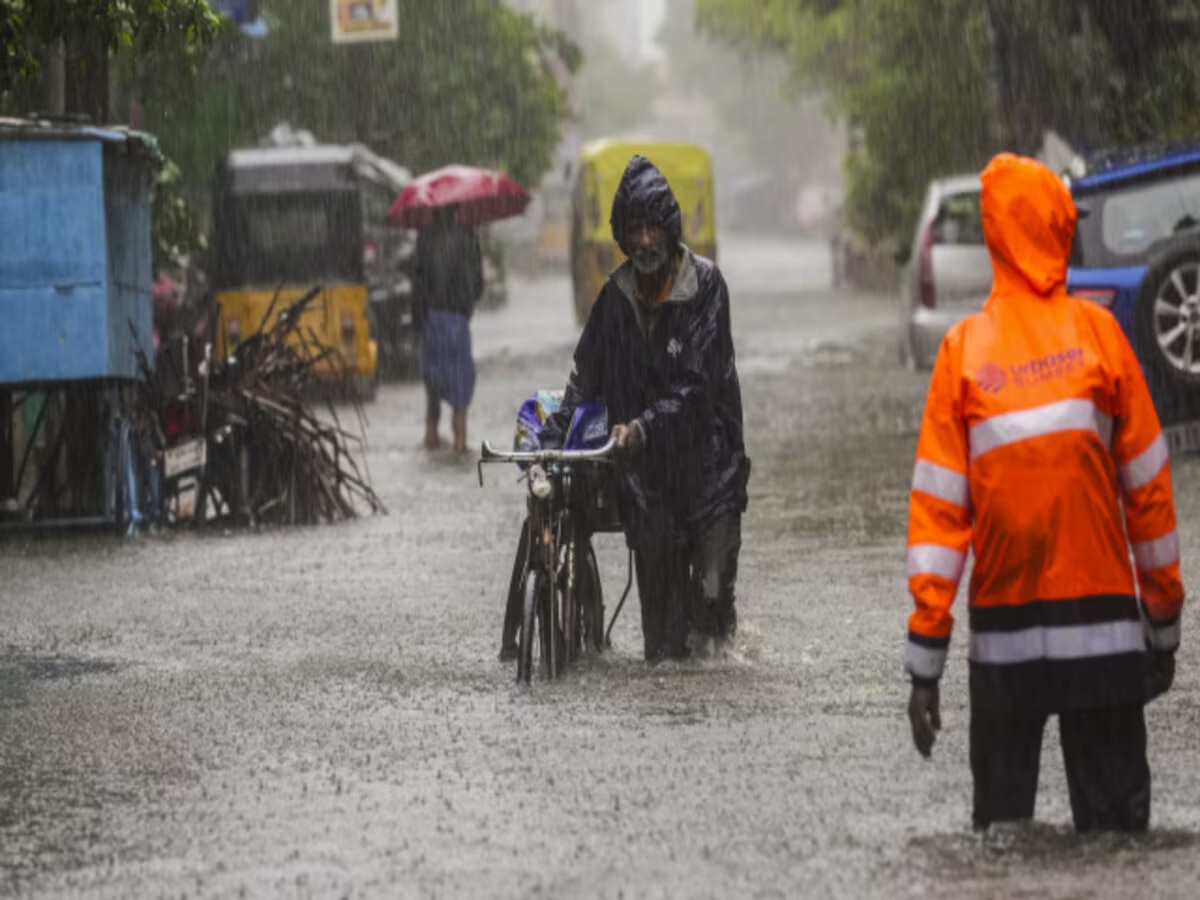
[414,205,483,453]
[904,153,1184,832]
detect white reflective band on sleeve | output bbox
[912,460,969,508]
[907,544,967,582]
[969,620,1144,665]
[1133,530,1181,571]
[970,399,1113,461]
[1146,618,1182,651]
[906,641,948,680]
[1121,433,1170,493]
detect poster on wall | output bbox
[331,0,398,43]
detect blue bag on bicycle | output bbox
[513,391,608,454]
[512,391,622,533]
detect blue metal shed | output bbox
[0,118,160,530]
[0,119,157,385]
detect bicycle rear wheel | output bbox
[541,568,565,680]
[579,542,605,653]
[517,567,541,685]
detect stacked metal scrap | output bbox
[141,286,385,527]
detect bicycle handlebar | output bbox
[480,438,617,464]
[477,438,617,486]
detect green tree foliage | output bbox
[151,159,206,272]
[0,0,223,120]
[4,1,574,265]
[697,0,1200,245]
[986,0,1200,149]
[139,0,574,192]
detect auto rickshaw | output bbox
[210,143,406,399]
[570,139,717,324]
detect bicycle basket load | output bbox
[512,391,621,532]
[513,390,609,453]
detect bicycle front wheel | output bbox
[517,567,564,684]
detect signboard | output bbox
[331,0,399,43]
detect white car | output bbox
[897,175,992,370]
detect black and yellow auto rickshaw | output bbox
[569,139,717,324]
[210,143,407,398]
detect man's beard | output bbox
[630,245,668,274]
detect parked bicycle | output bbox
[478,436,633,685]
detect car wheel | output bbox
[1134,244,1200,424]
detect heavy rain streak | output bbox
[4,1,1200,897]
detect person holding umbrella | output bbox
[413,206,483,452]
[389,166,531,453]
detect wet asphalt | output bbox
[2,236,1200,899]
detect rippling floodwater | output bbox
[2,238,1198,898]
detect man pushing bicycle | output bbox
[537,155,751,662]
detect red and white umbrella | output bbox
[386,164,531,229]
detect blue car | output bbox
[1067,144,1200,427]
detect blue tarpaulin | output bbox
[210,0,268,36]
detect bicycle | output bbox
[478,437,634,685]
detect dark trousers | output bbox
[970,703,1150,832]
[632,512,741,661]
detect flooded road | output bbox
[3,235,1200,898]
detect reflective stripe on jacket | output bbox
[905,154,1184,710]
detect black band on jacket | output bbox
[969,594,1139,633]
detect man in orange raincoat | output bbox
[904,153,1185,832]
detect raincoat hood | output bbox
[980,153,1077,299]
[610,155,683,256]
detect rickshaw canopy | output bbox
[209,140,405,393]
[569,138,716,324]
[574,139,716,248]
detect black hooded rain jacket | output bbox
[542,156,750,541]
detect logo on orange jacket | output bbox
[976,363,1008,394]
[1010,347,1085,386]
[977,349,1085,394]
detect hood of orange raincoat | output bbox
[980,153,1077,299]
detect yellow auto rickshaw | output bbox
[570,139,717,324]
[210,143,405,399]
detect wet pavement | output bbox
[3,235,1200,898]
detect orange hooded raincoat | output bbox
[905,154,1184,710]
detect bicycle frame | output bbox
[480,439,616,681]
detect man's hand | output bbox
[611,421,645,458]
[908,680,941,758]
[1146,648,1176,701]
